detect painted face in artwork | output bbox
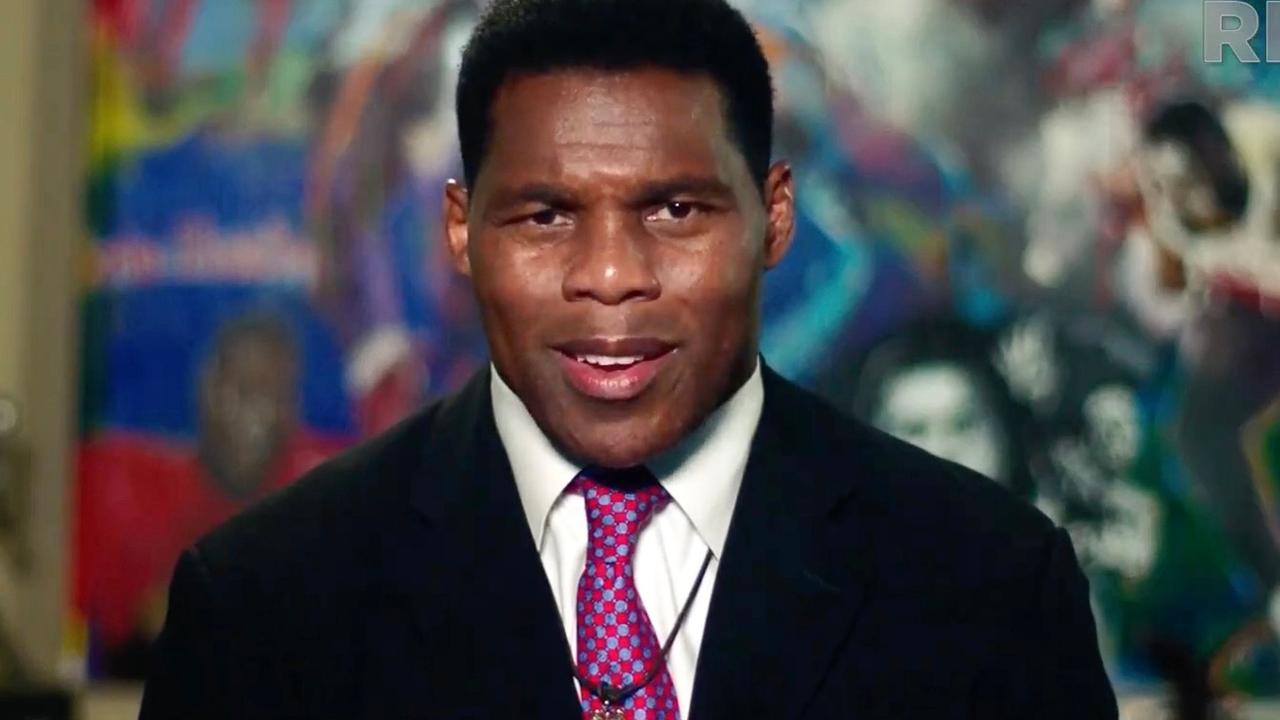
[872,362,1010,483]
[199,324,298,496]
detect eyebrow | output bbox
[485,174,736,211]
[632,175,735,206]
[487,183,581,209]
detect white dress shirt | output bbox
[490,361,764,710]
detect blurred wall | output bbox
[0,0,84,683]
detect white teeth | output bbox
[575,354,645,367]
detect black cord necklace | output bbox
[574,548,714,719]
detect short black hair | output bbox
[1144,100,1250,223]
[455,0,774,189]
[207,313,297,371]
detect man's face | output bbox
[445,69,794,468]
[1141,140,1225,236]
[1083,384,1140,474]
[199,336,298,496]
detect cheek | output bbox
[660,241,760,330]
[475,242,564,332]
[661,224,758,287]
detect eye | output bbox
[526,208,572,227]
[646,201,702,222]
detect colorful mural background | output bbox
[76,0,1280,709]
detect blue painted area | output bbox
[100,131,307,241]
[91,285,352,437]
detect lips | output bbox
[553,337,676,401]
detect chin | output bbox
[561,420,684,470]
[563,434,649,469]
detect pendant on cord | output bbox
[589,682,628,720]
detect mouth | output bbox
[553,337,677,402]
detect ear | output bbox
[443,179,472,276]
[762,161,796,270]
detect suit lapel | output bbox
[459,381,584,717]
[688,366,876,720]
[377,369,581,717]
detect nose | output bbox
[561,211,661,305]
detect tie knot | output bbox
[573,467,668,564]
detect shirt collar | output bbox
[490,360,764,558]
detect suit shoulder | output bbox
[796,379,1050,532]
[860,419,1050,537]
[771,374,1058,582]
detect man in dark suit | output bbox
[141,0,1117,717]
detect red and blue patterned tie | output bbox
[573,469,681,720]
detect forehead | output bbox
[214,336,294,373]
[479,68,742,190]
[1143,141,1196,176]
[884,364,978,406]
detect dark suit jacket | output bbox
[141,366,1117,719]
